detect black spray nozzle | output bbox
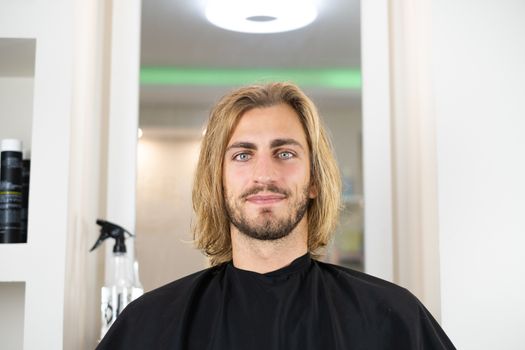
[90,219,134,253]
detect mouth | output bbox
[245,193,286,205]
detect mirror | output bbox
[136,0,363,291]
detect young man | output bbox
[98,83,455,349]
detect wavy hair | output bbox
[192,82,342,265]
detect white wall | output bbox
[387,0,442,320]
[104,0,142,278]
[62,0,112,348]
[432,1,525,348]
[361,0,394,281]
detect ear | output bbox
[308,182,318,199]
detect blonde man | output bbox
[98,83,455,349]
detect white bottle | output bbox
[90,219,143,340]
[100,251,134,338]
[131,259,144,300]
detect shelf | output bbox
[0,1,107,348]
[0,37,35,280]
[0,2,37,39]
[0,35,35,350]
[0,244,31,281]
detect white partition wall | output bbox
[362,1,525,349]
[104,0,142,331]
[105,0,142,257]
[361,0,394,282]
[62,0,113,348]
[432,1,525,348]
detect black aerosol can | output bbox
[20,157,30,243]
[0,139,23,243]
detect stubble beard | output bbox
[225,184,310,241]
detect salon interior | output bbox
[0,0,524,349]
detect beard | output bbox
[225,183,310,241]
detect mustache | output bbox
[240,184,290,200]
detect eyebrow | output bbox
[226,142,257,152]
[226,138,304,152]
[270,138,304,150]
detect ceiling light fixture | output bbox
[205,0,318,34]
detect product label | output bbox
[1,156,22,169]
[0,182,22,227]
[1,152,23,183]
[100,286,132,338]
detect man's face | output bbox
[223,104,316,241]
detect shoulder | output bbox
[126,262,228,320]
[313,260,421,315]
[313,261,456,348]
[315,260,412,294]
[97,264,227,349]
[137,264,224,305]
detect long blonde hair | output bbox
[192,82,342,265]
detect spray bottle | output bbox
[90,219,144,339]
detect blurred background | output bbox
[136,0,365,291]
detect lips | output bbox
[245,193,286,205]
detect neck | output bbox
[230,217,308,274]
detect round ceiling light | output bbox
[205,0,318,34]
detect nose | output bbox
[252,153,277,184]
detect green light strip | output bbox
[140,67,361,89]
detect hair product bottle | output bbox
[0,139,24,243]
[21,157,30,243]
[90,219,144,340]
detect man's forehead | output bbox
[226,104,308,146]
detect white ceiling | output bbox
[139,0,361,109]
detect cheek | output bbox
[223,164,251,192]
[284,163,311,184]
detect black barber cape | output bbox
[97,253,455,349]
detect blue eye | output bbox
[234,153,251,161]
[278,151,294,160]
